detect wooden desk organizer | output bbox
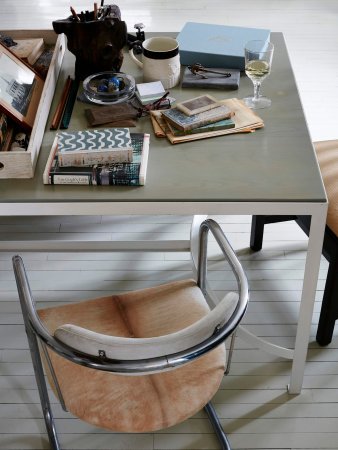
[52,12,127,80]
[0,30,65,179]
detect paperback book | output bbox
[57,128,133,167]
[43,133,150,186]
[176,95,221,116]
[167,117,236,136]
[161,105,232,131]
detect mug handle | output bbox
[129,47,143,69]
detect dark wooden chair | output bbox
[250,140,338,346]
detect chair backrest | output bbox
[53,290,239,362]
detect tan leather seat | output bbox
[38,279,225,432]
[315,140,338,236]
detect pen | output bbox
[70,6,80,22]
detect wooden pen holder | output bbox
[52,7,127,80]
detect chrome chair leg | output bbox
[26,324,61,449]
[224,331,236,375]
[204,402,232,450]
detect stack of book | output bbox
[150,97,264,144]
[43,128,150,185]
[159,94,236,137]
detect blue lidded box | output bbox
[177,22,270,70]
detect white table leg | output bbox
[289,203,327,394]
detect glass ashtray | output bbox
[83,72,135,104]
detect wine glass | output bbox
[243,40,274,109]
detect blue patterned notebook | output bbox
[57,128,133,167]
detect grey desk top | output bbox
[0,32,327,204]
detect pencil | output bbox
[50,76,72,130]
[70,6,80,21]
[93,2,98,19]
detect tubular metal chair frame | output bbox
[13,219,249,450]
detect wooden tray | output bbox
[0,29,65,178]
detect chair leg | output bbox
[250,215,298,251]
[204,402,232,450]
[316,253,338,346]
[250,215,266,251]
[27,329,61,450]
[224,332,236,375]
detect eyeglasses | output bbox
[187,63,231,79]
[131,92,171,117]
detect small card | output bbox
[136,81,166,99]
[176,94,221,116]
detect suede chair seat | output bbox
[38,279,226,433]
[316,140,338,235]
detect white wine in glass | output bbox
[243,40,274,109]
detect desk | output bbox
[0,32,327,394]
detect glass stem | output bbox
[253,82,261,101]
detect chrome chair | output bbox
[13,218,249,450]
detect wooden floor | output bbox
[1,1,338,449]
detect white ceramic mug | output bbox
[129,37,181,89]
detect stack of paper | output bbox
[136,81,166,105]
[150,98,264,144]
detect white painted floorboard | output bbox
[1,214,337,450]
[1,1,338,449]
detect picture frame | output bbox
[0,43,44,131]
